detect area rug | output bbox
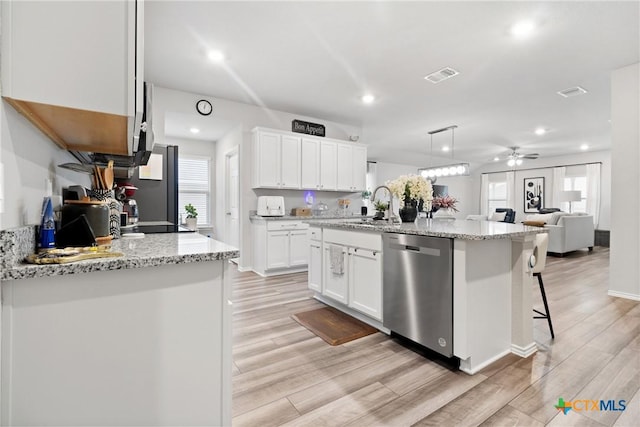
[291,306,378,346]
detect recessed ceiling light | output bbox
[190,127,200,134]
[493,157,500,162]
[361,94,375,104]
[535,128,546,136]
[580,144,589,151]
[207,50,225,62]
[511,21,535,38]
[442,146,450,152]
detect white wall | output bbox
[471,150,611,228]
[0,101,90,229]
[152,86,362,270]
[610,63,639,300]
[372,161,475,219]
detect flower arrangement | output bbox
[432,195,459,212]
[386,174,433,208]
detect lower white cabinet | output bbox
[349,247,383,319]
[252,219,310,276]
[308,226,322,292]
[323,244,349,304]
[316,229,383,321]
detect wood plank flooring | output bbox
[230,247,640,426]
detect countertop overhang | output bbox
[308,218,543,240]
[2,230,239,281]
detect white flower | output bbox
[385,174,433,208]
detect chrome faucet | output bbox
[372,185,399,223]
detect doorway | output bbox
[225,147,240,261]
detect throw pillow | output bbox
[489,211,507,221]
[523,220,545,227]
[549,211,569,225]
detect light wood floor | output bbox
[230,247,640,426]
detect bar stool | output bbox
[531,233,555,339]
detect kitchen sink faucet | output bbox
[372,185,399,223]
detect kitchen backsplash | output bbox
[253,189,365,217]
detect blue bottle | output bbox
[38,197,56,251]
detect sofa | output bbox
[465,208,516,223]
[525,212,594,256]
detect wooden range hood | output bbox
[4,96,130,156]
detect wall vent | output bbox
[557,86,588,98]
[425,67,459,84]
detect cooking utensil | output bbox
[94,165,105,189]
[103,162,114,190]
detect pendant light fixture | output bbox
[419,125,470,180]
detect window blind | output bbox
[178,156,210,225]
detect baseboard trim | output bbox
[251,267,308,277]
[459,349,512,375]
[511,342,538,358]
[236,265,252,273]
[607,290,640,301]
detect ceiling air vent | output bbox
[425,67,459,84]
[557,86,588,98]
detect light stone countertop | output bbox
[309,218,543,240]
[1,229,239,281]
[250,214,373,221]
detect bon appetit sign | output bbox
[292,120,325,137]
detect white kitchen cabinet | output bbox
[308,227,322,292]
[319,229,383,320]
[301,138,321,189]
[253,130,301,189]
[289,229,310,266]
[1,0,144,156]
[323,244,349,304]
[337,143,367,192]
[266,231,290,269]
[251,219,310,276]
[253,127,365,192]
[349,247,383,320]
[320,141,338,190]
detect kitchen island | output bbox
[0,227,238,426]
[307,218,542,374]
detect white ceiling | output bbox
[146,1,639,166]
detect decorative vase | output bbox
[185,217,198,231]
[89,189,121,239]
[399,198,418,223]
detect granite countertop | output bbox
[250,214,373,221]
[1,228,239,281]
[310,218,543,240]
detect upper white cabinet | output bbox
[337,144,367,192]
[253,130,301,189]
[1,0,144,156]
[253,127,365,192]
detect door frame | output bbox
[224,146,240,252]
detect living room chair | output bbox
[495,208,516,223]
[531,233,554,339]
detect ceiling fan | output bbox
[496,146,539,166]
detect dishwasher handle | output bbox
[388,242,441,256]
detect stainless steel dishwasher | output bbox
[382,233,453,357]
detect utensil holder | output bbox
[89,189,122,239]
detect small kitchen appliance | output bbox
[116,184,139,224]
[257,196,285,217]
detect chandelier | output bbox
[419,125,470,182]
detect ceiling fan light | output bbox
[516,158,523,166]
[507,158,516,167]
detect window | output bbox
[488,181,507,214]
[564,176,587,213]
[178,155,211,226]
